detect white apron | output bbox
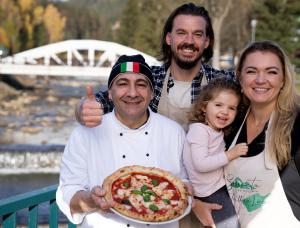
[224,111,299,228]
[157,68,207,228]
[157,68,207,132]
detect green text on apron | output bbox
[224,110,299,228]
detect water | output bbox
[0,173,59,199]
[0,173,70,224]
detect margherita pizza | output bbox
[102,165,189,222]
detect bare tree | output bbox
[220,0,254,66]
[204,0,233,69]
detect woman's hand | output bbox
[192,199,222,228]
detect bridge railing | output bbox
[0,184,76,228]
[0,40,160,78]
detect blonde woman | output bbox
[224,40,300,227]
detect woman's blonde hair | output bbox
[189,76,242,136]
[236,40,300,169]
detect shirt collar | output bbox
[112,108,153,131]
[167,66,203,83]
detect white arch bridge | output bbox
[0,40,160,80]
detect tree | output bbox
[203,0,233,69]
[43,4,66,42]
[0,0,22,53]
[117,0,140,47]
[220,0,253,62]
[253,0,300,66]
[17,0,46,49]
[55,0,125,41]
[0,0,65,54]
[133,0,171,57]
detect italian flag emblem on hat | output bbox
[120,62,140,73]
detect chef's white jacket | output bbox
[56,109,187,228]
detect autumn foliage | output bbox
[0,0,66,54]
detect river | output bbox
[0,173,69,224]
[0,75,105,224]
[0,173,58,200]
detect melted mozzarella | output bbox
[170,200,179,206]
[131,177,143,189]
[135,174,149,180]
[129,194,143,212]
[152,182,169,196]
[161,189,175,199]
[141,201,152,208]
[117,188,130,199]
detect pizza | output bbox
[102,165,189,222]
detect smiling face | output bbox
[108,73,153,128]
[166,15,209,69]
[204,90,240,131]
[239,51,284,108]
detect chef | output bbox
[56,54,188,228]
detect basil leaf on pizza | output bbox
[102,165,189,222]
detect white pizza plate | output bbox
[110,196,192,225]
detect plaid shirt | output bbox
[95,64,235,113]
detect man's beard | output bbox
[173,43,202,69]
[174,55,201,69]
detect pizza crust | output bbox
[102,165,188,222]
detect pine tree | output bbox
[253,0,300,66]
[117,0,141,47]
[132,0,169,57]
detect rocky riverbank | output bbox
[0,75,102,146]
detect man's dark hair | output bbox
[160,3,214,66]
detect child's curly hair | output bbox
[189,76,242,135]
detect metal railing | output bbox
[0,184,75,228]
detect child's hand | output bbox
[226,143,248,161]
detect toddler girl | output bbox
[183,76,248,228]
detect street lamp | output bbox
[251,19,257,42]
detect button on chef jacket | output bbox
[57,109,187,228]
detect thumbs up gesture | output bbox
[86,85,95,100]
[75,85,103,127]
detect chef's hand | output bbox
[192,199,222,228]
[75,85,103,127]
[90,186,115,211]
[70,186,115,214]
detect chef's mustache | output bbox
[122,96,144,102]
